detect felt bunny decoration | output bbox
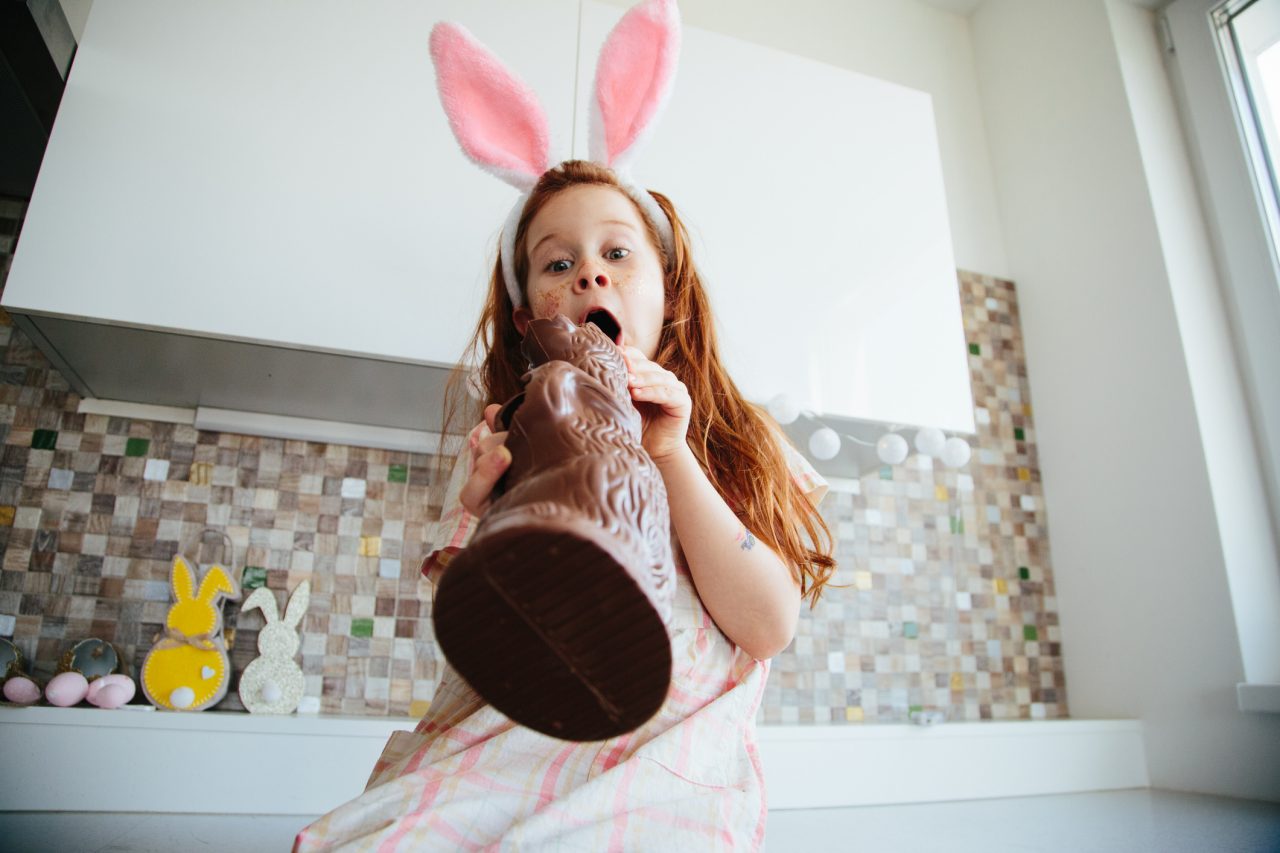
[428,0,682,307]
[141,555,240,711]
[237,580,309,715]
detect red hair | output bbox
[440,161,836,605]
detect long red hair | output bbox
[440,161,836,605]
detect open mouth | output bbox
[581,308,622,345]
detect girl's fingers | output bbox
[632,384,684,402]
[469,404,506,465]
[476,430,508,457]
[459,446,511,516]
[483,403,503,433]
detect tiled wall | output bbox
[0,196,1065,722]
[767,271,1066,723]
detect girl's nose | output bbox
[575,268,609,291]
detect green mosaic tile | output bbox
[125,437,150,457]
[388,464,408,483]
[1014,427,1025,441]
[903,621,918,639]
[949,515,964,534]
[242,566,268,590]
[1019,566,1031,580]
[1024,625,1038,641]
[31,429,56,449]
[352,618,374,638]
[968,342,981,355]
[879,466,893,480]
[909,704,923,715]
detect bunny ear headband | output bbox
[429,0,681,308]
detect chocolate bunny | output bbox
[433,316,675,741]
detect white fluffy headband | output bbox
[429,0,681,308]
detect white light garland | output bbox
[766,393,972,470]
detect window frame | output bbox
[1163,0,1280,561]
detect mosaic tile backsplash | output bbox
[0,196,1065,722]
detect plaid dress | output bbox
[294,423,827,852]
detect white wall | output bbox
[969,0,1280,801]
[601,0,1010,280]
[1109,1,1280,689]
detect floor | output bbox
[0,789,1277,852]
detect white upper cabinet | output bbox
[3,0,577,368]
[576,3,975,434]
[4,0,973,435]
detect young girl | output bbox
[295,4,834,850]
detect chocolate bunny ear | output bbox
[429,22,552,192]
[588,0,681,173]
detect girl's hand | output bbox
[459,404,511,516]
[622,346,691,463]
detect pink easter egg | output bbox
[45,671,89,707]
[86,674,136,709]
[3,676,41,705]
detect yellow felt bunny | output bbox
[141,555,240,711]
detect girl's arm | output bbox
[624,347,801,661]
[655,444,801,660]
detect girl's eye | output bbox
[606,248,630,261]
[547,259,572,273]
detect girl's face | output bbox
[516,184,668,361]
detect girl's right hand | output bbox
[459,403,511,516]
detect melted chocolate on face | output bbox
[432,316,675,741]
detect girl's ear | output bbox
[513,306,532,335]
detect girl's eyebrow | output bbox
[529,220,638,258]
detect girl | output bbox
[295,3,834,850]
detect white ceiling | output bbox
[916,0,1171,17]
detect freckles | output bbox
[533,282,570,319]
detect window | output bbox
[1164,0,1280,698]
[1217,0,1280,271]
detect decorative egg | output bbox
[3,675,41,705]
[87,674,136,709]
[46,671,90,707]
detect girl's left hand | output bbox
[622,346,691,463]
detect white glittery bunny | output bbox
[237,580,309,714]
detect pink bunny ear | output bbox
[588,0,681,172]
[430,23,551,192]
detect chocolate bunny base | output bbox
[433,316,675,742]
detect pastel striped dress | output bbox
[294,423,827,852]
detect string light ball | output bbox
[876,433,909,465]
[808,427,841,460]
[914,427,947,458]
